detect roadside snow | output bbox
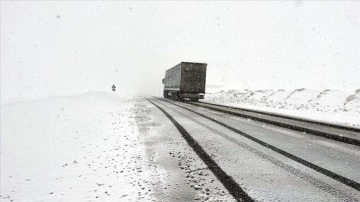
[204,88,360,128]
[0,92,156,201]
[345,89,360,112]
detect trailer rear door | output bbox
[180,63,207,93]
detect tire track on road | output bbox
[158,99,357,201]
[190,102,360,146]
[160,98,360,192]
[146,98,253,202]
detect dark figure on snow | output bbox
[112,84,116,92]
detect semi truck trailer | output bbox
[162,62,207,102]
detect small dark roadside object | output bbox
[112,84,116,91]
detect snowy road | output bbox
[1,93,359,201]
[148,98,360,201]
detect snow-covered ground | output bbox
[0,92,232,201]
[1,92,154,201]
[204,88,360,128]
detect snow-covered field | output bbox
[204,88,360,128]
[1,92,154,201]
[0,92,232,201]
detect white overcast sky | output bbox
[1,1,360,103]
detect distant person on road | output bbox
[112,84,116,92]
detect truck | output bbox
[162,62,207,102]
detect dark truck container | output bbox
[162,62,207,102]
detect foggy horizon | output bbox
[2,1,360,104]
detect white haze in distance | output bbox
[1,1,360,104]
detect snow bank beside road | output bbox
[345,89,360,112]
[204,88,360,128]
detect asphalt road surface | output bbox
[146,97,360,202]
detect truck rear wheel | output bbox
[190,98,199,102]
